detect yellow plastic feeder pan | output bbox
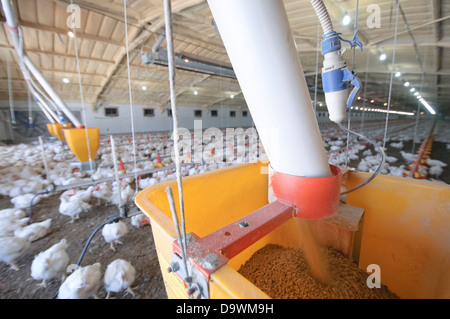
[63,127,100,163]
[47,123,72,141]
[135,162,450,299]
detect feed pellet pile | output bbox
[238,244,399,299]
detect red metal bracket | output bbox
[172,199,297,280]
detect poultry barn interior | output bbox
[0,0,449,301]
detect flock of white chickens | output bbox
[0,130,263,298]
[0,120,449,298]
[325,119,449,180]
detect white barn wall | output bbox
[1,100,406,137]
[75,103,255,134]
[1,100,255,135]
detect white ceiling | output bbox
[0,0,448,116]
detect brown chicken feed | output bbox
[238,244,399,299]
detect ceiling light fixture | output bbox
[343,14,351,26]
[419,98,436,115]
[68,31,75,38]
[62,77,70,84]
[395,71,401,77]
[404,82,410,87]
[379,53,387,61]
[141,85,147,91]
[370,99,375,103]
[194,90,198,95]
[410,88,415,92]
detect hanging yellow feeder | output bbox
[46,123,73,141]
[63,127,100,163]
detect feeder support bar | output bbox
[172,199,297,281]
[1,0,82,128]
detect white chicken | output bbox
[426,158,447,168]
[31,238,70,288]
[104,259,136,298]
[10,193,42,209]
[58,263,102,299]
[0,217,28,238]
[400,151,416,162]
[111,183,135,205]
[102,220,128,251]
[0,208,26,220]
[131,214,150,228]
[13,218,52,242]
[91,183,113,203]
[138,177,158,189]
[429,165,444,178]
[59,189,92,223]
[390,141,404,149]
[0,209,28,237]
[0,236,31,270]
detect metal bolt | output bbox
[239,221,249,228]
[167,261,180,273]
[186,285,197,296]
[185,233,194,243]
[203,253,219,270]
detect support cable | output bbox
[382,0,400,150]
[338,122,386,195]
[163,0,190,286]
[123,0,139,196]
[70,0,94,170]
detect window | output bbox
[194,110,202,117]
[143,108,155,117]
[242,110,248,117]
[167,109,172,117]
[230,110,236,117]
[211,110,218,117]
[105,107,118,117]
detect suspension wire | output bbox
[110,135,125,216]
[344,0,360,168]
[412,41,430,153]
[382,0,400,150]
[163,0,190,280]
[27,87,33,126]
[123,0,139,196]
[6,55,16,125]
[338,122,386,195]
[360,52,370,133]
[313,22,320,112]
[70,0,94,171]
[351,0,359,71]
[344,109,351,168]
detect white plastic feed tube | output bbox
[207,0,331,177]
